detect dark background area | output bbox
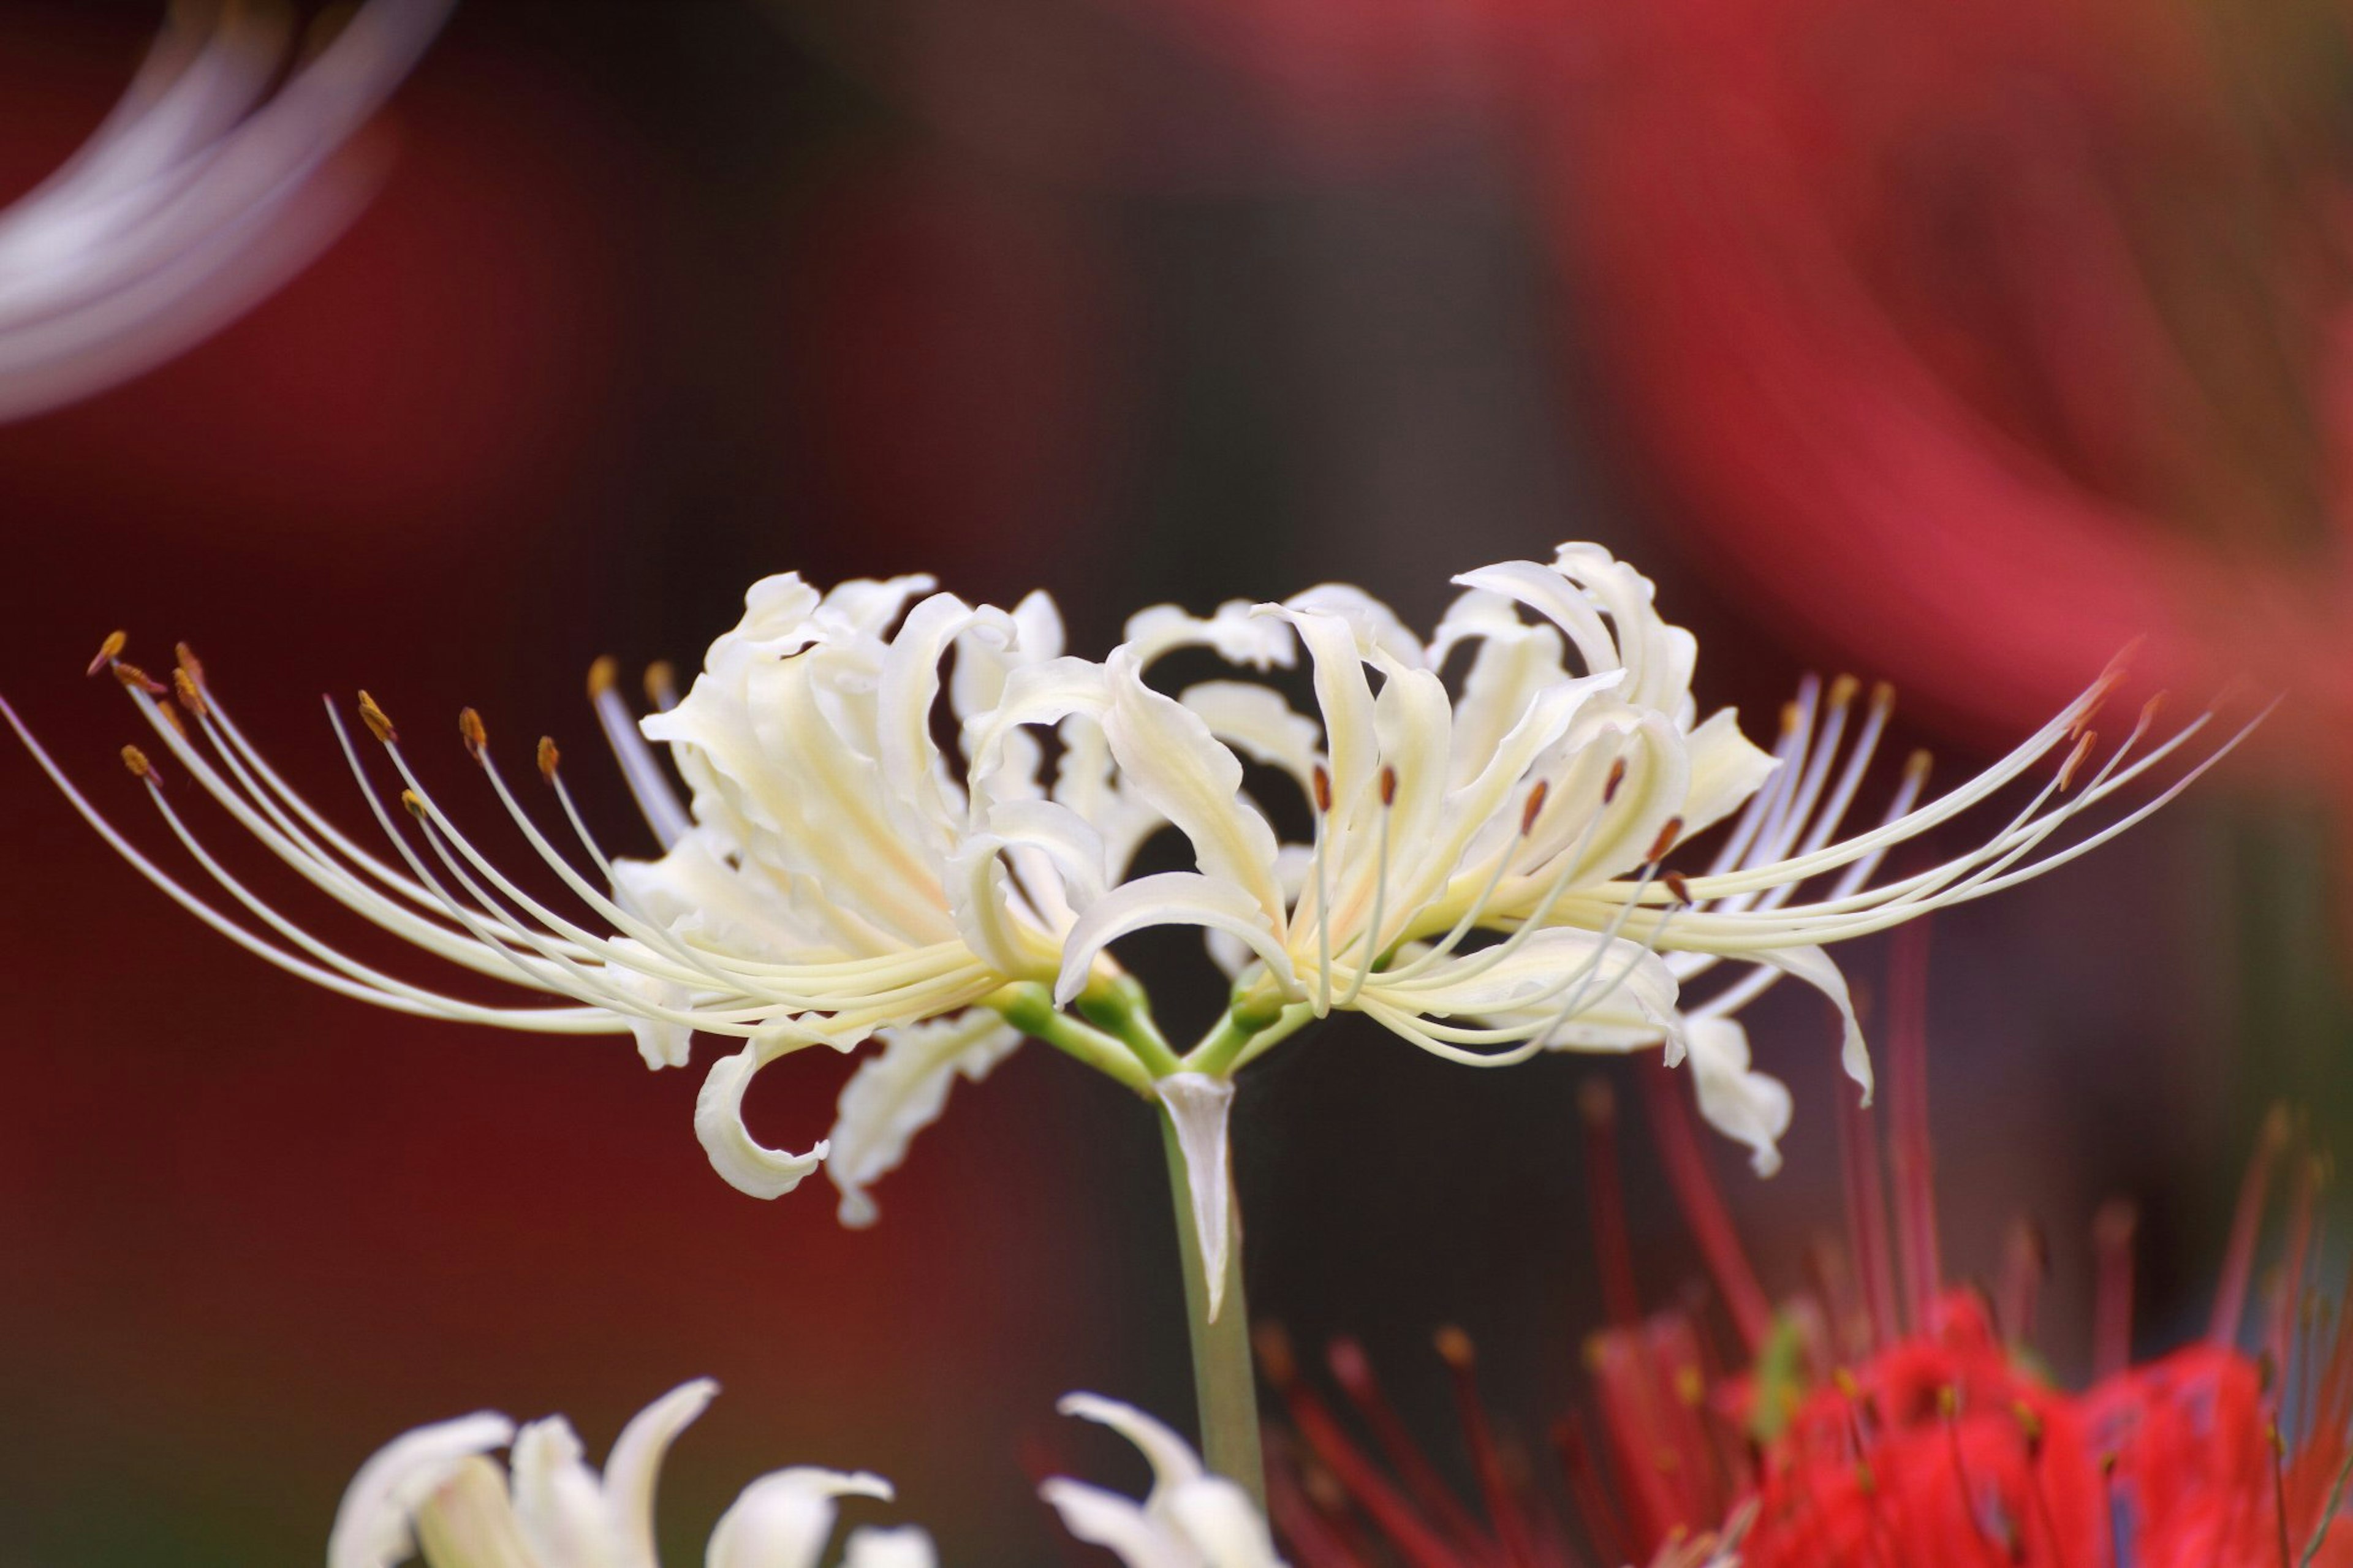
[0,1,2325,1561]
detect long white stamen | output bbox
[588,657,691,850]
[0,696,615,1033]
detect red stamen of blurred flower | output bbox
[1434,1327,1541,1568]
[1325,1336,1495,1558]
[1551,1418,1632,1568]
[1887,921,1942,1335]
[1255,1324,1465,1568]
[1836,1070,1901,1353]
[2091,1201,2137,1381]
[1639,1056,1773,1355]
[1997,1220,2048,1349]
[1580,1078,1643,1333]
[2215,1106,2294,1347]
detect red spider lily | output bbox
[1529,0,2353,765]
[1260,931,2353,1567]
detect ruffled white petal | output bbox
[826,1014,1023,1227]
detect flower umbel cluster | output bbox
[4,545,2251,1273]
[330,1379,1281,1568]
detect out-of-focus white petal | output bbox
[1680,1017,1794,1176]
[601,1379,719,1568]
[411,1457,538,1568]
[1055,874,1297,1007]
[1162,1479,1287,1567]
[707,1468,895,1568]
[1045,1396,1286,1568]
[838,1525,938,1568]
[695,1042,831,1200]
[329,1412,517,1568]
[1122,601,1297,670]
[827,1014,1023,1228]
[1156,1073,1237,1322]
[512,1417,620,1568]
[1054,1394,1207,1493]
[1038,1480,1188,1568]
[1176,682,1322,790]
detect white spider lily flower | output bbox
[326,1379,919,1568]
[2,574,1160,1212]
[0,0,450,420]
[1040,1394,1285,1568]
[1063,543,2257,1181]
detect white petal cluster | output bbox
[12,543,2244,1215]
[326,1380,922,1568]
[326,1383,1282,1568]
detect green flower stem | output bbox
[1181,998,1311,1078]
[1159,1105,1265,1503]
[991,983,1154,1094]
[1077,974,1186,1080]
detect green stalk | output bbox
[1158,1106,1264,1503]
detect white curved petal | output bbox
[981,798,1110,912]
[1101,651,1284,919]
[512,1416,620,1568]
[819,575,937,636]
[839,1525,939,1568]
[1681,708,1778,839]
[826,1015,1023,1228]
[329,1412,517,1568]
[964,657,1111,808]
[1252,607,1376,812]
[1284,582,1426,670]
[707,1468,895,1568]
[695,1042,831,1200]
[1680,1017,1794,1177]
[1748,944,1872,1104]
[943,837,1034,980]
[1450,560,1621,679]
[1055,874,1296,1007]
[602,1379,719,1568]
[1156,1074,1237,1323]
[1122,600,1297,670]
